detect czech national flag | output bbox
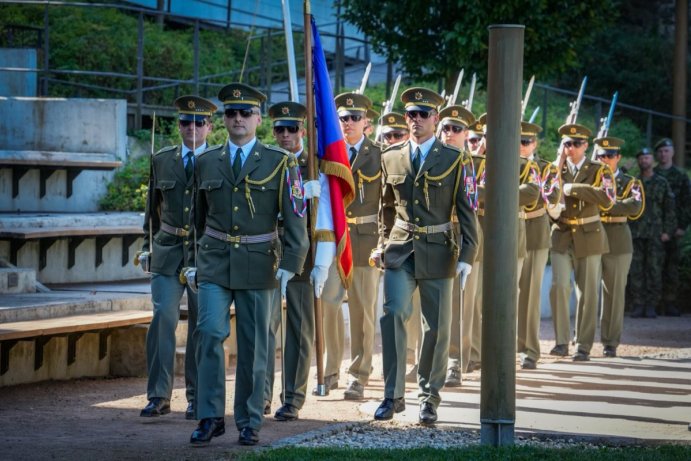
[311,16,355,287]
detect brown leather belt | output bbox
[394,218,453,234]
[601,216,628,224]
[346,214,378,225]
[523,208,547,220]
[477,208,485,216]
[559,215,601,226]
[204,226,277,244]
[160,221,189,237]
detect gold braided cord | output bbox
[521,159,542,212]
[628,178,646,221]
[543,162,562,207]
[595,164,616,212]
[244,156,287,218]
[357,169,382,182]
[476,158,486,182]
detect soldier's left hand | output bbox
[303,180,321,200]
[183,267,198,293]
[563,184,573,196]
[456,262,472,289]
[275,268,296,297]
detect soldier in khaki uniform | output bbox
[380,112,409,146]
[138,96,216,420]
[317,92,382,400]
[517,121,560,369]
[189,83,308,446]
[595,137,643,357]
[373,87,478,425]
[436,105,476,387]
[549,123,615,361]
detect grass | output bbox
[232,445,691,461]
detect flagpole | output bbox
[303,0,326,395]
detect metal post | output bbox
[481,24,524,447]
[672,0,687,167]
[136,12,144,131]
[193,20,200,94]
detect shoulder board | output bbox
[199,143,223,157]
[441,142,462,153]
[154,145,177,156]
[265,144,290,155]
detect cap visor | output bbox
[179,114,209,122]
[224,103,255,110]
[406,105,433,112]
[273,120,300,127]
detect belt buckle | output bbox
[416,225,428,234]
[227,235,241,243]
[177,228,188,237]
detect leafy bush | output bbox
[99,155,150,211]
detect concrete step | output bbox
[0,267,36,294]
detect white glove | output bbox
[275,268,296,297]
[303,180,321,200]
[136,251,151,273]
[310,265,329,298]
[547,203,564,220]
[563,183,573,196]
[182,267,198,293]
[456,262,472,289]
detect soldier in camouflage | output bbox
[627,148,676,319]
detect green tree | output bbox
[338,0,618,87]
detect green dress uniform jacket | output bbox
[143,144,195,273]
[525,158,560,251]
[348,137,382,266]
[600,172,644,255]
[194,141,309,288]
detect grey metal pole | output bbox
[672,0,687,168]
[481,24,524,447]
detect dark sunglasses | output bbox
[273,126,300,134]
[225,108,256,118]
[597,150,620,159]
[442,125,465,134]
[563,140,586,148]
[468,137,483,144]
[339,115,362,123]
[405,110,433,120]
[520,139,535,146]
[384,132,405,141]
[180,120,207,128]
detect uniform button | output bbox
[184,207,189,212]
[234,244,239,248]
[348,226,352,231]
[414,217,420,222]
[184,224,189,229]
[233,206,239,211]
[572,204,577,208]
[348,211,352,216]
[233,187,239,192]
[233,225,239,230]
[415,182,419,187]
[414,199,419,204]
[185,190,190,195]
[184,240,189,245]
[572,229,576,233]
[414,235,420,240]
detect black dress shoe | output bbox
[572,350,590,361]
[185,402,195,420]
[521,357,537,369]
[274,403,299,421]
[419,402,437,425]
[374,397,405,421]
[238,427,259,446]
[140,397,171,417]
[444,366,461,387]
[549,344,569,357]
[190,417,225,446]
[603,345,617,358]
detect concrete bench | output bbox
[0,226,144,270]
[0,310,153,375]
[0,150,123,198]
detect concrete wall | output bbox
[0,48,37,97]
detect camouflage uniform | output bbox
[653,165,690,313]
[627,174,676,314]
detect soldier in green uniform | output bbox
[436,105,476,387]
[627,148,676,318]
[380,112,409,146]
[517,121,560,369]
[263,101,321,421]
[138,95,216,420]
[595,137,644,356]
[317,92,382,401]
[365,108,379,139]
[372,87,478,424]
[652,138,690,316]
[548,124,615,361]
[188,83,308,446]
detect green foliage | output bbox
[99,155,149,212]
[338,0,618,86]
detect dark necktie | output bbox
[412,147,422,173]
[233,148,243,177]
[184,152,194,181]
[349,146,357,166]
[573,165,579,177]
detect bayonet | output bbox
[566,76,588,124]
[447,69,464,107]
[528,106,540,123]
[465,73,477,111]
[521,74,535,120]
[357,61,372,94]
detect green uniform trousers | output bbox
[550,251,602,353]
[265,278,314,409]
[406,291,422,364]
[517,248,549,361]
[195,282,271,431]
[447,274,463,369]
[469,260,483,366]
[146,273,198,403]
[322,263,380,384]
[381,257,453,407]
[600,252,632,347]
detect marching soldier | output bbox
[264,101,320,421]
[138,95,216,420]
[373,87,478,424]
[628,148,676,318]
[436,104,476,387]
[517,121,560,369]
[189,83,308,446]
[652,138,690,316]
[548,123,615,361]
[595,137,644,356]
[380,112,410,146]
[365,108,379,139]
[317,92,383,401]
